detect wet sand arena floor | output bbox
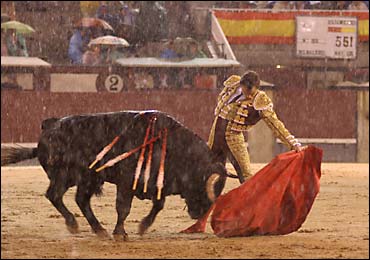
[1,163,369,259]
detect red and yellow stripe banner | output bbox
[214,10,369,44]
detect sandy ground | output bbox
[1,163,369,259]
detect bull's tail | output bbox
[1,145,38,166]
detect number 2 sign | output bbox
[104,74,124,92]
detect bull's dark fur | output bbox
[1,110,228,240]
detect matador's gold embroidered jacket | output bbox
[214,75,300,150]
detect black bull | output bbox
[1,110,236,240]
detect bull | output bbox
[2,110,234,240]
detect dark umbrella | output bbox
[74,17,114,31]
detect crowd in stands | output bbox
[67,26,129,65]
[214,1,369,10]
[159,39,207,59]
[2,1,368,91]
[68,1,203,65]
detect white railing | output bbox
[210,11,237,61]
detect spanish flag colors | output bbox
[214,10,369,44]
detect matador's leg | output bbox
[225,128,252,183]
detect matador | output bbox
[208,71,302,183]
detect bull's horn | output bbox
[206,173,220,202]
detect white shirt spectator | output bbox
[348,1,368,10]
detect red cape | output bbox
[181,145,323,237]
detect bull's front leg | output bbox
[138,197,165,236]
[75,184,108,239]
[45,180,78,234]
[113,184,134,241]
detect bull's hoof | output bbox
[113,233,129,242]
[94,228,110,239]
[66,221,79,234]
[113,229,129,242]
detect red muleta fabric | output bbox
[181,145,323,237]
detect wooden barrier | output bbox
[1,86,362,162]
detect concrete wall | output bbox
[357,90,369,162]
[50,73,98,92]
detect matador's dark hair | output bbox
[240,70,260,89]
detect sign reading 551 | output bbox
[327,17,357,59]
[296,16,357,59]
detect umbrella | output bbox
[1,21,35,34]
[88,35,129,47]
[75,17,114,31]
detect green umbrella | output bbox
[1,21,35,34]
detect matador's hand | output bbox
[293,143,303,152]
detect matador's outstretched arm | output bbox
[253,91,301,150]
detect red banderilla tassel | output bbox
[132,118,155,190]
[89,136,120,169]
[157,128,168,200]
[95,134,161,173]
[143,119,156,193]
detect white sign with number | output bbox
[104,74,124,92]
[296,16,357,59]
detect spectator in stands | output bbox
[158,72,169,88]
[82,45,101,65]
[317,1,337,9]
[265,1,277,8]
[90,27,104,39]
[348,1,369,9]
[305,1,322,9]
[176,68,192,89]
[333,1,349,9]
[80,1,100,17]
[96,3,116,27]
[364,1,369,9]
[68,27,90,64]
[193,70,215,90]
[256,1,269,8]
[165,2,194,39]
[240,1,258,8]
[105,46,126,64]
[124,68,135,90]
[117,4,136,41]
[4,29,28,57]
[134,71,154,89]
[160,40,179,59]
[1,29,8,56]
[119,4,136,27]
[187,41,207,59]
[1,13,10,23]
[290,1,309,9]
[272,1,293,9]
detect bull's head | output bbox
[127,111,228,219]
[185,162,227,219]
